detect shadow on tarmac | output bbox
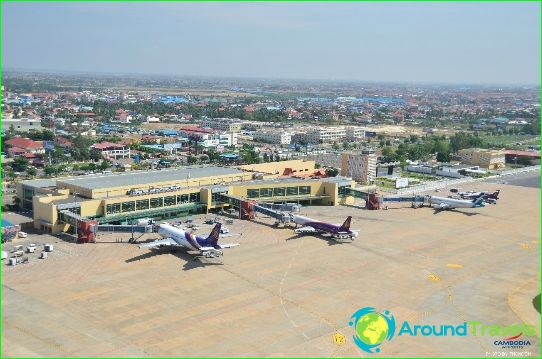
[125,248,223,270]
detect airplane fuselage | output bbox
[429,196,484,209]
[291,214,357,238]
[158,223,205,251]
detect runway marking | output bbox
[428,274,441,281]
[446,263,464,268]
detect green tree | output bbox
[325,167,339,177]
[27,167,37,177]
[436,152,451,162]
[44,165,57,176]
[332,142,340,151]
[100,160,110,170]
[11,157,29,172]
[187,155,197,164]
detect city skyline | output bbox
[2,2,541,85]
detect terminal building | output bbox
[18,160,355,234]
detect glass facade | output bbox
[299,186,311,195]
[273,187,286,196]
[286,187,299,196]
[338,185,351,197]
[259,188,273,197]
[122,201,135,212]
[247,189,260,198]
[106,203,121,214]
[136,199,149,210]
[189,192,200,202]
[150,198,163,208]
[164,195,176,207]
[177,194,189,203]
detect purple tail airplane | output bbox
[292,215,358,241]
[139,223,239,258]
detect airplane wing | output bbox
[295,226,318,233]
[138,238,177,249]
[220,233,241,238]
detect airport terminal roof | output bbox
[57,166,246,190]
[20,178,57,189]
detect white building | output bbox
[305,127,347,143]
[253,131,292,145]
[344,127,366,140]
[201,118,242,133]
[1,118,42,133]
[146,116,160,123]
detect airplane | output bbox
[138,223,239,258]
[428,195,485,212]
[459,190,500,204]
[291,215,358,240]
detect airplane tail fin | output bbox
[205,223,221,248]
[339,216,352,231]
[473,195,485,206]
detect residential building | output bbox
[201,118,242,133]
[5,137,45,156]
[341,151,377,184]
[1,118,42,133]
[91,141,131,160]
[252,131,292,145]
[305,127,346,143]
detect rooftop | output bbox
[57,166,246,190]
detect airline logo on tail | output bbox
[339,216,352,231]
[205,223,222,248]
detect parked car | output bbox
[18,232,28,238]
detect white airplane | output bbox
[428,195,485,211]
[291,215,359,240]
[139,223,239,258]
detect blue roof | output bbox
[220,153,239,159]
[2,219,14,227]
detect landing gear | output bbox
[203,250,223,258]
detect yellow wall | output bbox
[80,199,104,218]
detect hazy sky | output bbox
[2,2,540,85]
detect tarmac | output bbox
[2,177,540,357]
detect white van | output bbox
[18,232,28,238]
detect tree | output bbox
[27,167,37,177]
[332,142,340,151]
[187,155,197,164]
[263,152,270,162]
[11,157,29,172]
[44,165,57,176]
[51,145,66,164]
[436,152,451,162]
[343,142,350,150]
[409,134,418,143]
[199,154,209,163]
[100,160,110,170]
[90,148,103,161]
[325,167,339,177]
